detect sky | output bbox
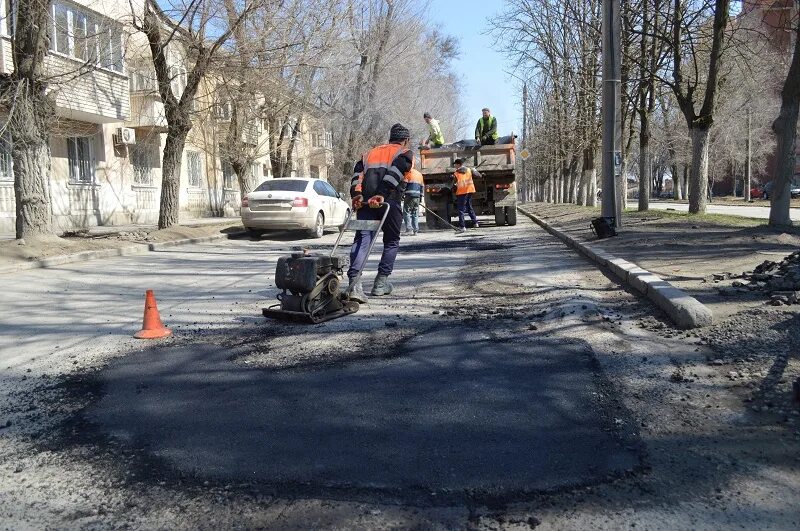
[429,0,522,140]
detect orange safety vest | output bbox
[453,168,476,196]
[350,143,410,198]
[403,168,425,197]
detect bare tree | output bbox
[661,0,731,214]
[1,0,55,239]
[135,0,261,229]
[769,2,800,227]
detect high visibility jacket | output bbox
[350,142,413,199]
[403,168,425,197]
[453,168,476,196]
[427,119,445,146]
[475,116,499,141]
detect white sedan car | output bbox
[241,178,351,238]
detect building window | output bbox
[0,132,12,182]
[187,151,202,188]
[67,137,95,184]
[262,164,269,178]
[310,165,319,180]
[251,163,259,182]
[50,1,124,73]
[215,100,232,121]
[311,131,332,149]
[222,161,235,189]
[130,142,156,185]
[169,65,187,99]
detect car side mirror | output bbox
[336,192,342,199]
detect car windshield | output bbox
[254,180,308,192]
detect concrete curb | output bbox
[0,231,246,276]
[517,206,713,329]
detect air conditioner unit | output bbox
[115,127,136,146]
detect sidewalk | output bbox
[518,203,800,320]
[0,217,244,274]
[648,200,800,221]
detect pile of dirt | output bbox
[733,251,800,305]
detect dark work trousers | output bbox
[456,193,478,228]
[348,200,403,279]
[479,137,496,146]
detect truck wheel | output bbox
[506,206,517,226]
[494,207,506,226]
[425,209,438,229]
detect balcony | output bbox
[128,92,168,133]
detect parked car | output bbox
[791,186,800,199]
[761,181,775,200]
[241,178,350,238]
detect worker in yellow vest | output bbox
[452,159,482,232]
[474,108,499,146]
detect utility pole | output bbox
[522,82,528,201]
[601,0,622,230]
[744,106,752,201]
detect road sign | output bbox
[519,148,531,161]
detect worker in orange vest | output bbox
[402,168,425,235]
[452,158,482,232]
[348,123,413,302]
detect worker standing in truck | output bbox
[452,159,481,232]
[475,108,499,146]
[348,123,413,302]
[422,112,445,148]
[402,168,425,235]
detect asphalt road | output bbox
[0,216,640,505]
[649,200,800,221]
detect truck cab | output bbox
[418,136,518,229]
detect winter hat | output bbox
[423,112,432,119]
[389,123,411,142]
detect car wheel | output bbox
[308,212,324,239]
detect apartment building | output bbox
[0,0,333,234]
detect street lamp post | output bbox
[601,0,622,231]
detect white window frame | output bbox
[49,1,124,73]
[67,136,95,184]
[187,151,202,188]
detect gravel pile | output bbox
[732,251,800,305]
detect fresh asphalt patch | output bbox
[68,326,642,505]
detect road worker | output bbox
[402,168,425,236]
[348,123,413,302]
[422,112,445,148]
[474,108,499,146]
[452,159,481,232]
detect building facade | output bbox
[0,0,333,234]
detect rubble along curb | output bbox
[0,231,246,276]
[518,206,713,329]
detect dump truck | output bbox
[418,136,518,228]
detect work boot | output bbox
[347,278,368,304]
[371,274,394,296]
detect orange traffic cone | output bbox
[134,290,172,339]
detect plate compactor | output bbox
[262,203,391,324]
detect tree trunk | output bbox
[688,126,711,214]
[768,15,799,226]
[158,131,189,228]
[588,167,598,207]
[638,118,651,211]
[9,83,53,239]
[6,0,55,239]
[744,108,752,201]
